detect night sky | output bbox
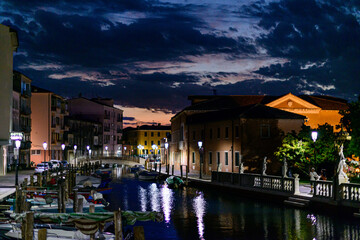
[2,0,360,126]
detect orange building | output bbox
[30,86,69,165]
[171,93,348,176]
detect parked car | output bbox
[50,160,61,168]
[61,160,68,168]
[35,162,50,173]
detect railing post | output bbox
[180,165,183,178]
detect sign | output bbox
[10,132,23,141]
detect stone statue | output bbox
[282,158,288,177]
[262,157,267,175]
[240,162,244,174]
[338,145,349,184]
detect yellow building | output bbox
[123,125,171,157]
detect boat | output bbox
[75,176,102,188]
[130,164,145,173]
[137,170,159,180]
[165,176,184,189]
[5,225,115,239]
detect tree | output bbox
[275,124,341,177]
[340,98,360,157]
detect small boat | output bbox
[5,225,115,239]
[130,165,145,173]
[137,170,159,180]
[76,176,102,188]
[165,176,184,189]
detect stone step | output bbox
[288,197,310,204]
[284,200,307,208]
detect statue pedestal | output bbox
[338,175,349,185]
[293,174,300,194]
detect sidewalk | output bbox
[0,169,34,201]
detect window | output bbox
[217,128,220,138]
[225,127,229,139]
[151,141,154,146]
[192,152,195,164]
[31,150,41,155]
[144,141,147,146]
[157,132,160,137]
[260,124,270,138]
[209,152,212,164]
[217,152,220,165]
[209,128,213,139]
[225,152,229,165]
[192,131,196,140]
[144,132,147,137]
[235,152,240,166]
[158,141,160,145]
[151,132,154,137]
[235,126,239,138]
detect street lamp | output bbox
[105,146,108,157]
[15,140,21,186]
[43,142,47,162]
[74,145,77,167]
[137,144,144,157]
[124,146,127,158]
[198,140,203,179]
[312,131,318,165]
[87,145,90,164]
[152,144,158,161]
[165,142,169,175]
[61,144,65,161]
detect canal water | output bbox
[106,174,360,240]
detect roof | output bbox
[298,95,348,110]
[69,97,123,111]
[31,85,52,93]
[124,125,171,132]
[186,104,305,124]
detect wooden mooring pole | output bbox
[114,208,123,240]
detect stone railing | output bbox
[341,183,360,203]
[211,171,295,194]
[313,180,333,199]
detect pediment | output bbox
[266,93,320,111]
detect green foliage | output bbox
[275,123,343,177]
[340,98,360,157]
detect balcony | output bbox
[21,89,31,98]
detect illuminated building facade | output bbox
[123,125,171,158]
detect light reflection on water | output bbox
[193,192,206,240]
[108,176,360,240]
[160,185,173,224]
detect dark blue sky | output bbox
[2,0,360,125]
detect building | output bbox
[171,103,305,175]
[0,24,18,175]
[67,97,123,156]
[7,71,32,169]
[188,93,348,131]
[122,125,171,159]
[64,116,103,163]
[30,86,69,165]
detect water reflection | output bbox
[138,186,147,212]
[149,183,160,212]
[109,177,360,240]
[160,185,173,224]
[193,191,206,240]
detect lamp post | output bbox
[43,142,47,163]
[198,140,203,179]
[15,140,21,186]
[74,145,77,167]
[312,131,318,165]
[61,144,65,161]
[152,144,158,161]
[137,144,144,157]
[124,146,127,158]
[165,142,169,175]
[86,145,90,165]
[105,146,108,157]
